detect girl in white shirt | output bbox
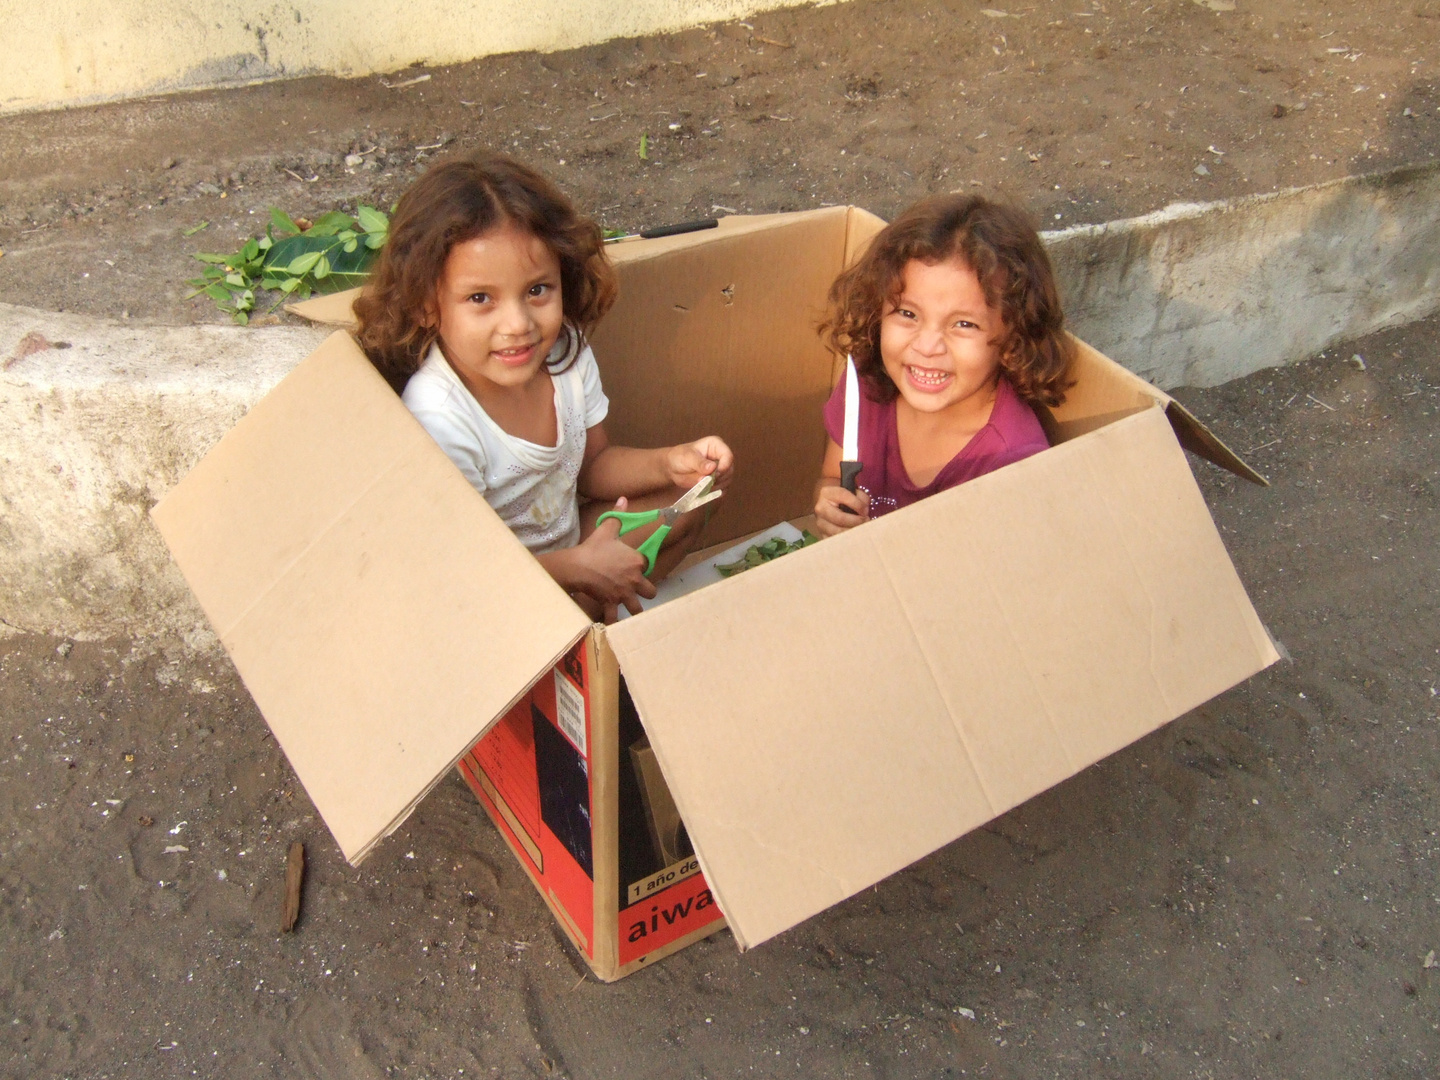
[355,152,733,621]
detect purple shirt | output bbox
[823,374,1050,518]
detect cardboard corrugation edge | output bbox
[586,630,623,980]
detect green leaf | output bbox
[355,204,388,234]
[233,309,249,325]
[269,207,302,237]
[188,204,381,321]
[306,210,356,237]
[318,270,370,292]
[183,220,211,237]
[639,133,649,160]
[285,251,323,276]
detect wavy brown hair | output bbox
[354,151,617,393]
[820,194,1073,407]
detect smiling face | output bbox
[431,221,565,396]
[878,256,1006,418]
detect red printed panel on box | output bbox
[618,857,724,967]
[460,641,596,958]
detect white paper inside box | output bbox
[153,206,1279,972]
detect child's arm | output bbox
[813,436,871,538]
[577,423,734,501]
[539,425,733,619]
[536,509,656,618]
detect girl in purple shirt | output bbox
[814,195,1075,534]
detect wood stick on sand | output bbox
[281,841,305,932]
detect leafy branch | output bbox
[187,205,389,324]
[715,531,818,577]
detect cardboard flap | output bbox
[606,405,1278,949]
[288,289,361,328]
[1164,399,1269,486]
[151,331,590,864]
[1051,338,1265,485]
[843,205,887,266]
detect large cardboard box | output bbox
[151,207,1279,980]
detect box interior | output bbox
[158,207,1277,956]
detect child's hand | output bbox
[814,482,871,537]
[665,436,734,491]
[575,506,657,619]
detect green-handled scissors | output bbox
[595,476,724,576]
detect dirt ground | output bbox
[2,1,1440,1078]
[1,0,1438,323]
[3,315,1438,1077]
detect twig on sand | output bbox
[281,842,305,932]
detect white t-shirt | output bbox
[402,337,610,553]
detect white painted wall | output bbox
[3,0,816,114]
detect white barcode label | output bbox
[553,669,587,756]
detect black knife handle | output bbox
[639,218,720,239]
[838,461,863,514]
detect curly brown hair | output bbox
[354,151,617,393]
[820,194,1073,407]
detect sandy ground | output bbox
[2,1,1440,1077]
[0,0,1437,323]
[3,314,1437,1077]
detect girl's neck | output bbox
[894,373,1000,487]
[443,345,559,448]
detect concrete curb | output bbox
[1047,163,1440,389]
[3,163,1438,639]
[0,313,328,641]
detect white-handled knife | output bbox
[839,355,863,508]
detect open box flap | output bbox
[1054,338,1267,485]
[287,288,361,328]
[151,331,590,865]
[605,404,1279,950]
[1163,399,1269,486]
